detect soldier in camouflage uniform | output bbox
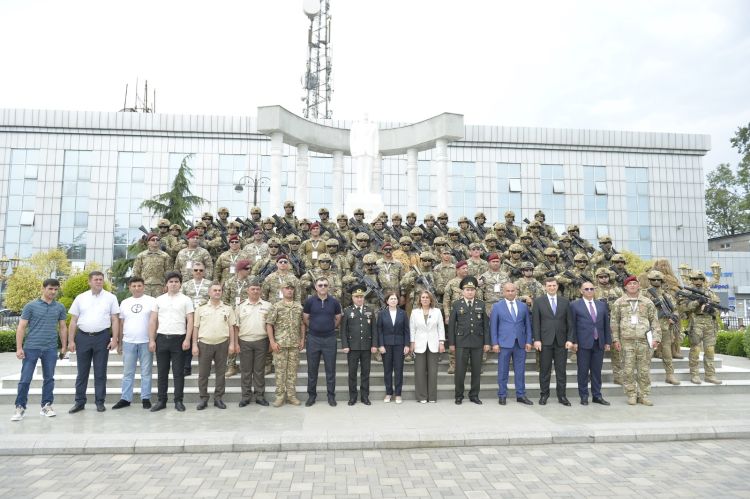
[165,223,186,260]
[283,234,306,278]
[260,217,277,242]
[609,254,631,287]
[132,232,173,297]
[481,233,504,258]
[300,253,342,301]
[534,247,565,284]
[266,282,305,407]
[297,218,312,242]
[431,236,449,260]
[642,270,680,385]
[343,253,387,312]
[216,207,231,232]
[281,201,300,232]
[223,260,253,377]
[251,237,281,280]
[433,248,457,306]
[436,212,450,235]
[410,227,428,254]
[261,254,301,305]
[201,212,226,260]
[533,210,559,241]
[446,227,469,261]
[682,271,722,385]
[566,225,594,256]
[376,242,404,293]
[517,233,543,267]
[226,220,246,248]
[473,211,489,240]
[611,276,662,406]
[457,216,480,244]
[318,207,336,232]
[214,235,249,283]
[349,207,369,233]
[393,236,420,271]
[249,205,263,227]
[243,229,269,265]
[514,262,545,308]
[389,213,407,242]
[300,222,326,269]
[351,232,374,268]
[420,214,440,244]
[174,231,214,280]
[405,212,418,233]
[466,243,488,277]
[557,234,577,268]
[558,253,595,302]
[325,238,353,279]
[370,219,389,247]
[527,220,554,253]
[155,218,171,249]
[502,243,525,280]
[589,235,617,269]
[335,213,355,248]
[479,253,509,316]
[400,251,440,313]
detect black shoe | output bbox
[455,398,463,405]
[174,401,186,412]
[348,399,356,406]
[558,397,571,406]
[539,395,549,406]
[361,397,371,406]
[516,396,533,405]
[239,399,251,408]
[580,398,589,406]
[592,397,610,406]
[183,368,192,376]
[96,403,106,412]
[469,397,483,405]
[142,399,152,409]
[68,404,85,414]
[498,397,506,405]
[327,396,337,407]
[150,401,167,412]
[255,398,269,407]
[112,399,130,410]
[305,396,316,407]
[214,399,227,410]
[197,400,208,410]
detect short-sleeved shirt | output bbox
[153,292,194,336]
[236,299,272,342]
[195,302,237,345]
[303,295,342,337]
[119,295,157,344]
[69,289,120,332]
[20,298,67,350]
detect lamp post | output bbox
[235,174,271,207]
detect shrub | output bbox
[727,333,746,357]
[3,266,43,313]
[0,329,16,352]
[744,327,750,358]
[59,271,112,310]
[715,331,737,354]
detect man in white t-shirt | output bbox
[113,277,157,410]
[148,271,194,412]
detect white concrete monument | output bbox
[346,114,384,220]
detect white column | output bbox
[435,138,449,213]
[269,132,283,212]
[372,153,383,193]
[295,143,309,219]
[406,148,418,214]
[332,150,344,215]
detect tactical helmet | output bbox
[337,213,348,221]
[423,214,435,222]
[447,227,460,235]
[574,253,589,263]
[201,212,213,220]
[399,236,413,244]
[356,232,370,242]
[286,234,301,244]
[437,212,448,220]
[534,210,546,218]
[566,224,579,232]
[410,227,424,236]
[283,201,295,208]
[227,221,241,229]
[299,218,311,226]
[469,242,482,250]
[598,235,612,243]
[353,208,365,216]
[391,213,402,221]
[504,210,515,218]
[267,237,281,246]
[250,206,261,214]
[559,234,572,242]
[509,243,524,253]
[484,233,498,241]
[318,207,329,214]
[363,254,378,264]
[493,222,505,231]
[689,271,706,280]
[475,211,486,220]
[218,207,229,215]
[318,253,332,263]
[325,238,339,246]
[647,270,664,280]
[595,267,610,277]
[169,224,182,231]
[195,221,207,229]
[521,261,535,270]
[406,212,417,219]
[158,218,171,227]
[519,233,532,240]
[419,251,436,262]
[433,236,446,245]
[528,220,542,229]
[262,217,274,225]
[543,247,558,256]
[458,216,470,224]
[611,254,626,263]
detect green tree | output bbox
[4,266,42,312]
[139,154,206,227]
[706,123,750,237]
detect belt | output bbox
[77,328,110,337]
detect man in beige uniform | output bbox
[192,284,237,410]
[236,279,272,407]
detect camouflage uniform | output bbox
[682,272,722,384]
[609,254,631,287]
[300,254,343,301]
[589,235,617,269]
[215,247,250,283]
[502,244,525,280]
[261,271,301,304]
[514,262,545,308]
[251,238,282,279]
[611,293,661,405]
[557,254,595,301]
[432,255,456,305]
[165,224,186,260]
[132,248,173,297]
[478,268,509,316]
[641,270,680,385]
[223,274,253,308]
[400,252,439,312]
[174,246,214,280]
[243,239,269,264]
[533,210,559,241]
[375,255,404,294]
[466,250,488,278]
[181,278,211,309]
[593,267,624,383]
[393,236,420,271]
[266,298,305,404]
[533,248,565,284]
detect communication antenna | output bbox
[301,0,333,119]
[119,79,156,113]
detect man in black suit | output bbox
[532,278,574,406]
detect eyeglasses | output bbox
[277,260,289,264]
[193,269,205,272]
[582,287,595,291]
[149,238,160,242]
[317,283,329,288]
[229,240,239,244]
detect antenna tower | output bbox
[302,0,332,120]
[119,79,156,113]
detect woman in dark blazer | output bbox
[377,291,410,403]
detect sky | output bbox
[1,0,748,171]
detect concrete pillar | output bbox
[332,150,344,215]
[406,148,418,214]
[435,138,449,213]
[269,132,283,212]
[295,143,309,219]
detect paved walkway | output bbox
[1,439,748,498]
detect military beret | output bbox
[236,260,251,272]
[459,276,478,289]
[381,242,393,250]
[276,254,289,262]
[488,253,500,262]
[228,235,240,242]
[310,222,320,229]
[186,231,199,239]
[623,275,638,286]
[456,260,468,269]
[146,232,159,242]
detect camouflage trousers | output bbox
[273,347,300,398]
[688,321,717,378]
[657,325,675,376]
[672,329,685,358]
[621,338,652,398]
[144,284,164,298]
[610,346,623,383]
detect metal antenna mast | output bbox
[302,0,332,120]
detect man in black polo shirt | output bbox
[303,277,342,406]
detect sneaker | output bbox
[395,396,403,404]
[383,395,392,403]
[40,403,56,417]
[11,406,25,421]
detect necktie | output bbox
[588,301,598,339]
[551,296,557,314]
[510,301,517,320]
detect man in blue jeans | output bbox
[303,277,342,407]
[12,279,68,421]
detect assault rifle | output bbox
[359,225,385,250]
[235,217,258,235]
[419,224,438,244]
[412,265,438,298]
[321,224,351,251]
[676,286,730,315]
[352,268,386,306]
[466,219,486,240]
[503,260,523,279]
[563,270,594,288]
[647,288,679,323]
[523,218,548,238]
[609,266,630,286]
[272,214,302,238]
[349,217,365,234]
[256,261,276,281]
[571,234,594,255]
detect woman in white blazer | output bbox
[409,291,446,403]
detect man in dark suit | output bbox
[490,282,533,405]
[447,276,490,405]
[569,281,612,405]
[340,286,377,405]
[532,278,574,406]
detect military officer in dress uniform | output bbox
[447,276,491,405]
[341,286,378,405]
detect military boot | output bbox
[639,397,653,406]
[627,395,637,405]
[287,395,301,406]
[704,377,722,385]
[690,374,702,384]
[272,394,286,407]
[665,374,680,385]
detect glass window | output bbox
[623,167,651,258]
[582,166,608,241]
[5,149,39,258]
[539,164,565,226]
[19,211,34,226]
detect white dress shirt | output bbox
[69,289,120,332]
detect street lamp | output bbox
[235,174,271,207]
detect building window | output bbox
[218,154,250,218]
[497,163,522,219]
[540,164,565,235]
[114,152,146,261]
[4,149,39,258]
[448,162,476,221]
[417,160,437,216]
[583,166,608,241]
[625,167,651,259]
[60,150,92,261]
[382,157,407,214]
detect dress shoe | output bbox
[469,397,483,405]
[183,368,192,377]
[239,399,251,408]
[197,400,208,410]
[539,395,549,406]
[305,396,316,407]
[592,397,610,406]
[287,396,301,406]
[142,399,152,409]
[96,403,106,412]
[348,399,356,406]
[327,397,337,407]
[255,398,269,407]
[455,398,463,405]
[68,404,85,414]
[214,399,226,409]
[516,396,533,405]
[498,397,506,405]
[361,397,371,406]
[150,401,167,412]
[174,401,186,412]
[112,399,130,410]
[580,398,589,406]
[558,397,571,406]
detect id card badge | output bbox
[186,261,193,270]
[235,297,241,306]
[278,290,283,299]
[255,255,261,261]
[229,264,236,274]
[312,250,318,259]
[630,315,639,325]
[494,283,500,293]
[193,298,201,308]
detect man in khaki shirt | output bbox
[192,284,237,410]
[236,279,272,407]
